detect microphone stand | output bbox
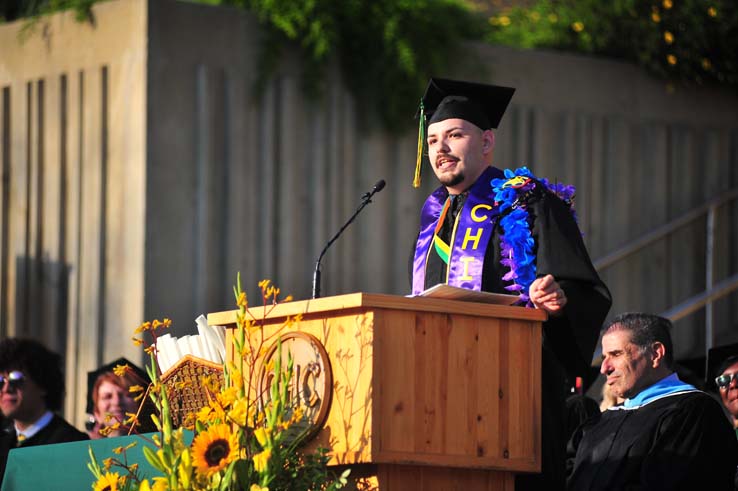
[312,181,385,299]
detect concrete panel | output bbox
[0,0,147,427]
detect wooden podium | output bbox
[208,293,545,491]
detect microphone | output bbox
[312,179,386,298]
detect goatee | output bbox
[440,172,465,188]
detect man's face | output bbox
[0,370,47,423]
[600,328,655,400]
[426,118,493,194]
[718,360,738,419]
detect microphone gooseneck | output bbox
[312,179,386,299]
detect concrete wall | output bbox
[0,0,147,426]
[1,0,737,428]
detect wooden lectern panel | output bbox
[208,293,544,480]
[373,310,541,472]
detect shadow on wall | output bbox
[12,255,70,356]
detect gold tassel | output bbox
[413,101,425,188]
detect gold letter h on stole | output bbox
[459,227,483,280]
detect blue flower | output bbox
[490,166,576,304]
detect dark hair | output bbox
[0,338,65,411]
[604,313,674,370]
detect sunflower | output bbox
[191,424,240,476]
[93,472,121,491]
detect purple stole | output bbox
[412,167,502,295]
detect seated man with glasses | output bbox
[714,353,738,436]
[0,338,88,485]
[567,313,738,491]
[713,351,738,490]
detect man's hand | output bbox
[529,274,567,317]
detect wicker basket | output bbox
[159,354,225,428]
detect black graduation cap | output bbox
[706,342,738,391]
[413,77,515,187]
[419,77,515,130]
[85,357,150,414]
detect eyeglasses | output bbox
[715,372,738,389]
[0,370,25,390]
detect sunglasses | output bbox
[0,370,25,390]
[715,372,738,389]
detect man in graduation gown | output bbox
[708,343,738,436]
[0,338,89,485]
[410,78,612,489]
[567,313,738,490]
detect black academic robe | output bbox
[0,414,89,485]
[567,391,738,490]
[413,167,612,490]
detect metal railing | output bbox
[593,187,738,352]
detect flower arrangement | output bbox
[88,276,350,491]
[491,166,577,305]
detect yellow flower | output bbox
[151,477,168,491]
[708,6,717,17]
[667,54,677,65]
[217,386,239,408]
[289,406,305,425]
[498,15,511,26]
[250,485,269,491]
[113,364,130,377]
[231,369,244,390]
[253,448,272,473]
[237,292,247,308]
[93,472,120,491]
[571,21,584,32]
[548,13,558,23]
[663,31,674,44]
[196,405,213,424]
[132,337,144,347]
[191,424,239,476]
[128,384,144,394]
[663,0,672,8]
[228,398,249,426]
[702,58,712,70]
[253,427,271,447]
[178,448,192,488]
[134,321,151,334]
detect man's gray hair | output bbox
[604,313,674,369]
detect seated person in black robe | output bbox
[567,313,738,490]
[709,346,738,436]
[0,338,89,485]
[410,78,612,490]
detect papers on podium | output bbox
[414,283,519,305]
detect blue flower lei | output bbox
[490,167,577,305]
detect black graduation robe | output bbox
[567,391,738,490]
[412,167,612,489]
[0,414,89,485]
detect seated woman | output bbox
[86,358,153,438]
